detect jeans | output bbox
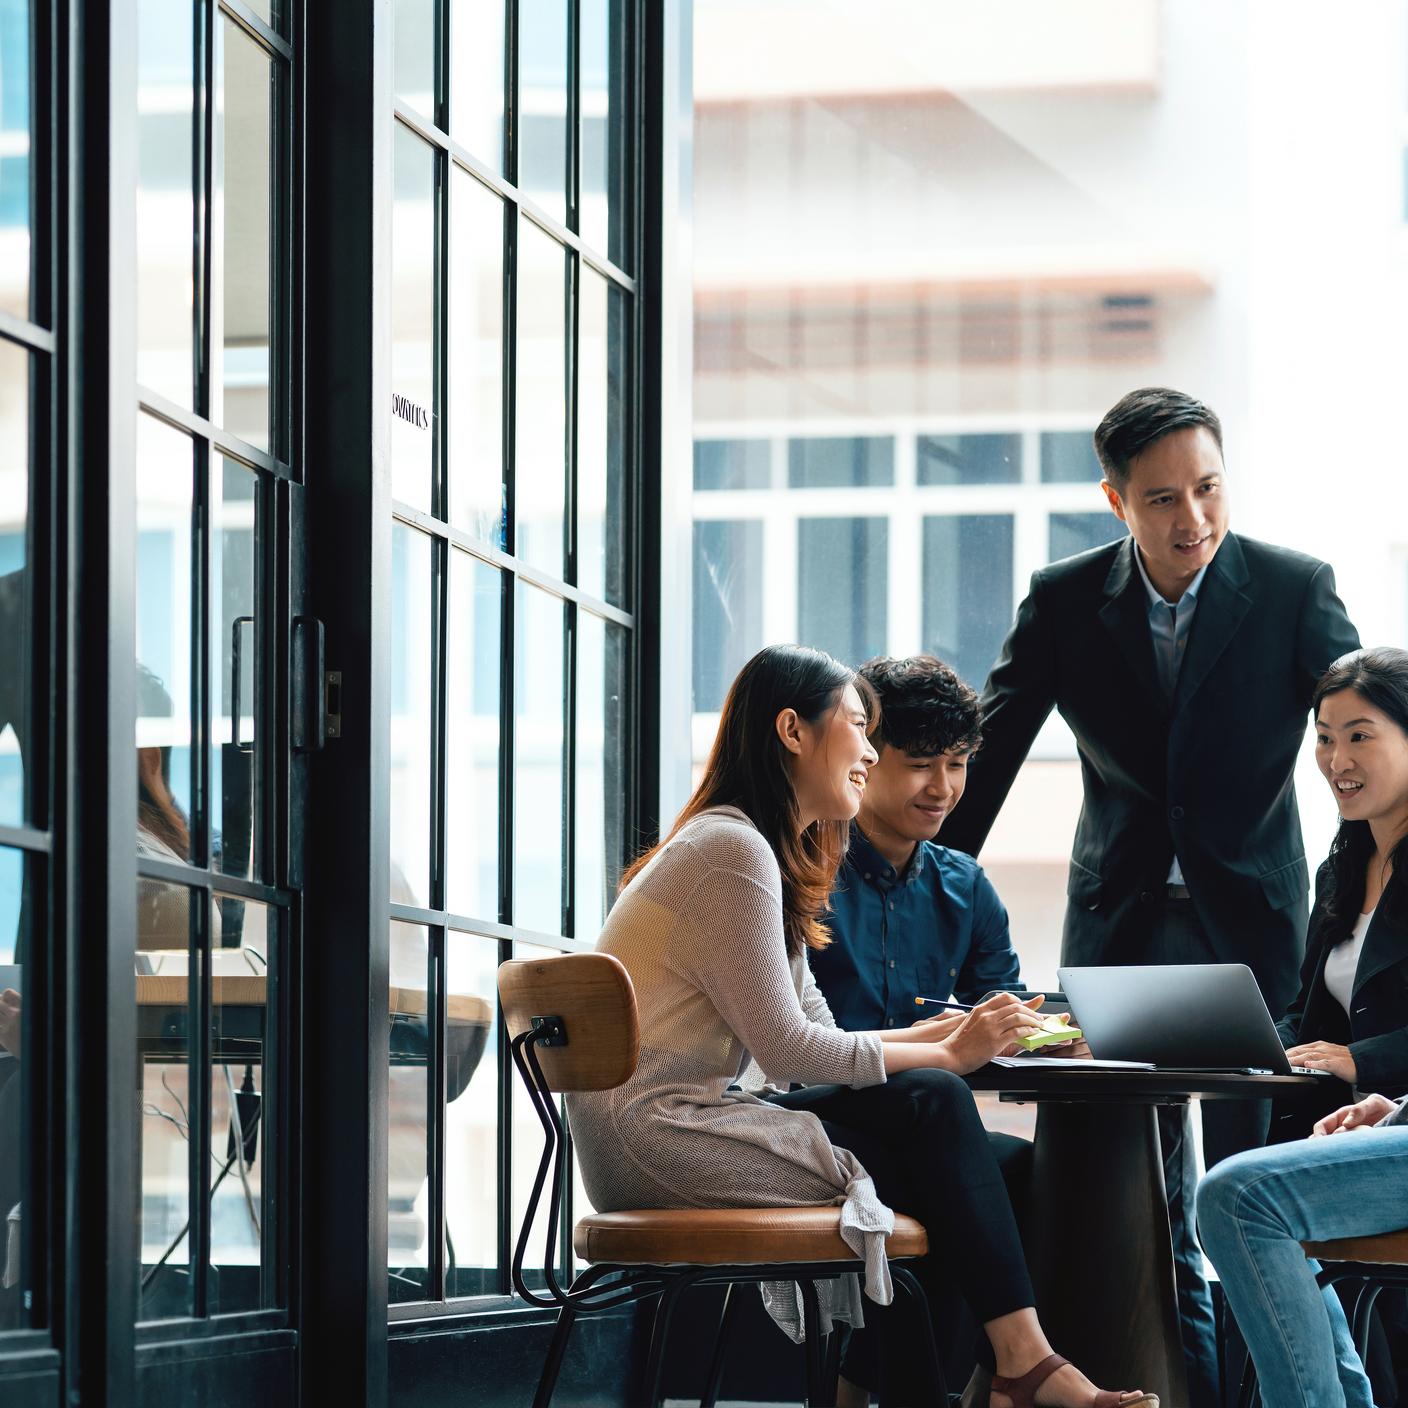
[1196,1127,1408,1407]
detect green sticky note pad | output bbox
[1016,1016,1082,1052]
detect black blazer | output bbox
[1276,863,1408,1095]
[943,532,1360,1014]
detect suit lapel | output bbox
[1353,892,1408,996]
[1171,533,1252,714]
[1099,537,1166,712]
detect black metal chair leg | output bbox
[800,1278,833,1407]
[820,1324,842,1406]
[1235,1351,1260,1408]
[1351,1279,1383,1363]
[641,1274,695,1408]
[700,1281,742,1408]
[891,1266,946,1406]
[532,1303,581,1408]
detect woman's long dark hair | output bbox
[1313,647,1408,943]
[621,644,875,955]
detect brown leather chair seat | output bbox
[573,1206,929,1267]
[1303,1230,1408,1265]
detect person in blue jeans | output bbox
[1198,644,1408,1406]
[1197,1090,1408,1408]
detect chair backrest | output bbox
[497,951,639,1092]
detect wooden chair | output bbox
[1235,1229,1408,1408]
[498,950,943,1408]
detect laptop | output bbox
[1056,963,1334,1076]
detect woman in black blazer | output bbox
[1270,646,1408,1140]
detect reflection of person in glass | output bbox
[0,563,28,1323]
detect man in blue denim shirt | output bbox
[811,655,1023,1028]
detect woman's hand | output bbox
[1286,1041,1357,1083]
[937,993,1046,1075]
[1312,1093,1397,1136]
[909,1012,966,1042]
[0,988,20,1059]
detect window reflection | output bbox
[444,932,497,1298]
[135,877,200,1319]
[513,583,565,934]
[393,0,435,119]
[446,552,501,921]
[213,17,275,451]
[576,268,626,604]
[692,519,763,714]
[212,459,258,880]
[392,123,437,513]
[0,0,32,321]
[0,846,33,1328]
[136,415,196,862]
[514,221,567,575]
[387,919,430,1302]
[450,0,505,172]
[390,523,434,906]
[517,0,568,222]
[447,168,506,548]
[136,0,196,405]
[207,896,273,1314]
[579,0,628,265]
[575,613,625,943]
[0,339,30,829]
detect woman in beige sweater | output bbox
[568,645,1153,1408]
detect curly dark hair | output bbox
[856,655,981,757]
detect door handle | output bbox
[291,615,326,752]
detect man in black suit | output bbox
[942,387,1360,1408]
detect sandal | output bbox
[989,1353,1158,1408]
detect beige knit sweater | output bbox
[567,806,894,1339]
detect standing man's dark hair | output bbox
[1094,388,1224,489]
[941,385,1361,1408]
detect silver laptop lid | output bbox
[1056,963,1292,1073]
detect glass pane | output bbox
[390,523,434,906]
[518,0,568,222]
[444,932,498,1298]
[449,0,505,172]
[797,517,888,669]
[1040,430,1101,484]
[136,415,195,864]
[513,584,564,934]
[387,922,430,1303]
[580,0,628,264]
[137,0,196,405]
[515,221,566,575]
[922,515,1014,691]
[445,551,501,920]
[135,878,201,1320]
[917,433,1021,486]
[392,123,437,513]
[209,895,274,1314]
[0,847,35,1328]
[393,0,435,118]
[213,17,274,452]
[1049,510,1127,562]
[212,459,258,881]
[0,340,31,827]
[575,614,625,943]
[788,437,894,488]
[511,939,567,1287]
[576,268,626,603]
[694,439,770,491]
[447,168,506,548]
[692,519,763,714]
[0,0,32,320]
